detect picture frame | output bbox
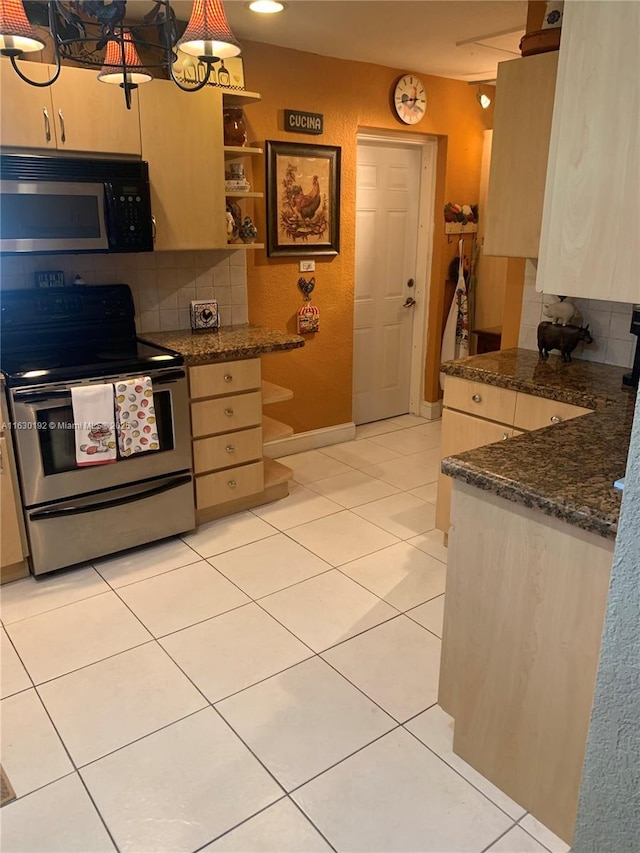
[266,140,341,257]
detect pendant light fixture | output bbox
[0,0,242,108]
[0,0,44,54]
[468,80,494,110]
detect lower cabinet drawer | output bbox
[193,427,263,475]
[189,359,261,400]
[191,391,262,438]
[513,393,592,431]
[196,461,264,509]
[444,376,517,425]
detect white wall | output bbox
[518,260,636,368]
[0,250,249,334]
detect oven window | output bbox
[38,389,175,475]
[1,193,102,240]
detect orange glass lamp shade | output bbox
[178,0,241,59]
[0,0,45,54]
[97,30,152,85]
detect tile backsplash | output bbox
[518,260,636,368]
[0,250,248,333]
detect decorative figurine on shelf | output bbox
[543,296,577,326]
[223,108,247,146]
[537,322,593,362]
[239,217,258,244]
[226,203,241,243]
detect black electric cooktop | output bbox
[0,285,183,387]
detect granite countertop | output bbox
[441,349,637,540]
[139,325,304,365]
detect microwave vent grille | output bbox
[0,155,149,183]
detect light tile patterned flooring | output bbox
[0,415,570,853]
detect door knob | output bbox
[402,297,416,308]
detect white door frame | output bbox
[355,130,437,417]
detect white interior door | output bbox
[353,141,422,424]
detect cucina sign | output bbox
[284,110,324,135]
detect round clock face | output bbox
[393,74,427,125]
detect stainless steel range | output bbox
[1,285,195,575]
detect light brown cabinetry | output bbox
[189,357,293,523]
[139,80,225,252]
[436,375,592,533]
[483,52,558,259]
[537,1,639,301]
[1,392,29,583]
[440,481,614,844]
[0,59,140,154]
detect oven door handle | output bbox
[12,389,70,403]
[29,473,192,520]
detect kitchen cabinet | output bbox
[139,82,263,252]
[440,479,614,843]
[537,1,639,301]
[0,59,141,154]
[483,51,558,259]
[139,80,225,252]
[188,357,293,523]
[0,392,29,584]
[223,89,265,250]
[436,375,591,533]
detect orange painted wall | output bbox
[239,41,491,432]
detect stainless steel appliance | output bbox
[1,285,195,575]
[0,154,153,254]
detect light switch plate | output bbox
[299,260,315,272]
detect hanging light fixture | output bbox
[0,0,242,108]
[467,80,494,110]
[0,0,44,54]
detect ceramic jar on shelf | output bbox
[223,108,247,146]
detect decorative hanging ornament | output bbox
[297,276,319,335]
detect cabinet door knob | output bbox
[227,479,237,488]
[224,374,233,382]
[550,415,561,423]
[224,408,234,416]
[225,444,235,453]
[472,393,482,403]
[502,432,509,441]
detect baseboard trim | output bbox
[263,422,356,458]
[420,400,442,420]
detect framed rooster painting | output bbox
[266,141,341,257]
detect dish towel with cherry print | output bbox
[114,376,158,456]
[70,383,117,466]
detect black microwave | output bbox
[0,154,154,254]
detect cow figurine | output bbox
[537,321,593,362]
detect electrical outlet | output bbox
[299,260,315,273]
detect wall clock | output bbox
[393,74,427,125]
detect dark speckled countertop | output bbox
[441,349,637,540]
[139,325,304,365]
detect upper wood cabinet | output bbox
[138,79,227,251]
[537,2,639,302]
[483,52,558,259]
[0,59,141,155]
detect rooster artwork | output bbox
[279,161,329,244]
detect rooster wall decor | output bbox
[280,164,328,243]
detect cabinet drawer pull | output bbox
[224,374,233,382]
[224,408,234,416]
[58,108,66,143]
[472,393,482,403]
[43,108,51,142]
[550,415,562,424]
[225,444,235,453]
[227,479,237,488]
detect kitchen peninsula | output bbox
[437,350,634,845]
[140,325,304,524]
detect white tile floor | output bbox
[0,415,571,853]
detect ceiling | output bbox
[172,0,528,82]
